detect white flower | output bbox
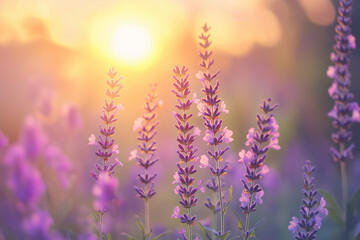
[245,128,255,146]
[288,217,299,235]
[133,117,144,131]
[193,127,201,137]
[199,155,209,168]
[327,66,336,79]
[111,144,119,155]
[222,127,233,143]
[88,134,97,146]
[239,190,251,208]
[129,149,138,161]
[203,130,215,144]
[171,206,181,219]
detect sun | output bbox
[111,23,152,64]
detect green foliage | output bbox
[319,189,343,225]
[107,233,112,240]
[223,185,233,217]
[152,231,169,240]
[121,232,137,240]
[198,223,230,240]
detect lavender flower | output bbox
[131,83,162,239]
[171,66,204,239]
[238,98,280,239]
[197,23,233,235]
[3,144,45,209]
[327,0,359,164]
[88,67,123,239]
[326,0,359,232]
[62,104,83,131]
[45,144,73,189]
[20,115,48,160]
[288,161,328,240]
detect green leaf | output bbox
[238,219,244,231]
[152,231,169,240]
[319,189,343,225]
[219,231,230,240]
[224,186,233,216]
[136,215,146,235]
[121,232,136,240]
[106,233,112,240]
[198,223,216,240]
[251,219,264,232]
[229,185,233,202]
[249,231,255,238]
[89,212,98,224]
[349,187,360,213]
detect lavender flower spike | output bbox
[238,98,280,240]
[132,83,162,239]
[171,66,204,240]
[327,0,359,230]
[327,0,359,164]
[197,23,233,236]
[288,161,328,240]
[88,67,123,239]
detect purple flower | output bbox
[171,65,201,239]
[327,0,359,163]
[89,67,123,180]
[88,67,123,238]
[133,83,162,200]
[20,115,48,160]
[288,161,328,239]
[3,144,45,209]
[197,23,232,234]
[92,173,119,213]
[45,144,72,189]
[61,104,83,131]
[239,98,280,238]
[22,210,53,240]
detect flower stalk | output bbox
[197,23,233,236]
[171,65,203,240]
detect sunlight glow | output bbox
[111,23,152,64]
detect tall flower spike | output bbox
[132,83,162,239]
[238,98,280,240]
[197,23,233,236]
[88,67,123,239]
[327,0,359,163]
[288,161,328,240]
[171,65,203,240]
[327,0,359,231]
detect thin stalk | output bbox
[188,208,192,240]
[340,142,348,239]
[99,212,105,240]
[145,198,150,240]
[212,191,217,240]
[216,161,224,235]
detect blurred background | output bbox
[0,0,359,239]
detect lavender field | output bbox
[0,0,359,239]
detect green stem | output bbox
[217,172,224,235]
[212,191,217,240]
[145,198,150,240]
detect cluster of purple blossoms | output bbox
[197,23,233,235]
[88,68,122,238]
[327,0,360,163]
[131,84,162,200]
[288,161,328,240]
[238,98,280,239]
[170,66,204,239]
[89,67,123,182]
